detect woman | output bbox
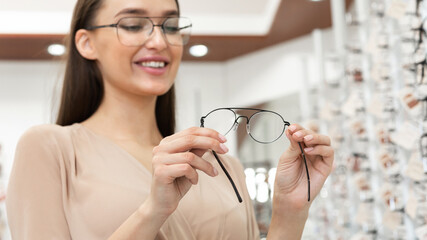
[6,0,334,239]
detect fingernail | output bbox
[219,133,227,142]
[213,168,219,176]
[294,131,302,138]
[304,135,314,142]
[220,143,229,153]
[304,147,314,152]
[289,125,297,132]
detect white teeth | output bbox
[140,61,166,68]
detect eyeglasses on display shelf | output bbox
[356,201,378,236]
[345,45,365,84]
[330,162,350,199]
[324,54,345,88]
[353,171,375,202]
[376,124,395,145]
[412,180,427,231]
[307,0,427,237]
[401,31,420,56]
[380,178,405,212]
[409,18,426,53]
[86,17,192,46]
[416,0,425,17]
[421,99,427,123]
[372,66,393,91]
[415,55,427,86]
[371,0,386,18]
[420,133,427,173]
[200,107,311,203]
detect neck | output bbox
[82,85,164,147]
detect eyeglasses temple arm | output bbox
[212,150,243,203]
[298,142,311,202]
[178,25,192,30]
[86,23,117,30]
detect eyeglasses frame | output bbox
[85,16,192,46]
[200,107,311,203]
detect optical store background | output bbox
[1,0,427,239]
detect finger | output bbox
[154,135,229,155]
[161,127,227,145]
[285,128,305,154]
[303,145,334,167]
[287,124,305,134]
[191,149,209,158]
[303,134,331,147]
[290,129,315,142]
[155,164,199,185]
[154,152,218,177]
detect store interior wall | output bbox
[225,29,334,108]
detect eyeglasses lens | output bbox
[203,109,236,136]
[249,112,285,143]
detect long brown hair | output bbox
[56,0,180,137]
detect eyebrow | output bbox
[115,8,179,18]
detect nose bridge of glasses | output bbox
[146,24,169,45]
[233,115,250,132]
[150,23,164,35]
[235,115,249,124]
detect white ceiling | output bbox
[0,0,280,35]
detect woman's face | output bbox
[89,0,182,98]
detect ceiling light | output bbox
[189,44,208,57]
[309,0,324,2]
[47,44,65,56]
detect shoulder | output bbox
[16,124,76,158]
[19,124,73,143]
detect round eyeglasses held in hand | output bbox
[85,17,192,46]
[200,107,311,203]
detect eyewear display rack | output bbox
[303,0,427,239]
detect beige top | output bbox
[6,124,260,239]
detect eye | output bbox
[163,18,182,34]
[120,24,144,32]
[164,25,180,34]
[118,18,151,33]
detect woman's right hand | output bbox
[145,127,229,218]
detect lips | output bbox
[134,56,170,76]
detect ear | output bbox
[75,29,98,60]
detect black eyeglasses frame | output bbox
[200,107,311,203]
[85,16,192,46]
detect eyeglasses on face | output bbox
[200,107,311,203]
[85,17,192,46]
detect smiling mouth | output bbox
[135,61,168,68]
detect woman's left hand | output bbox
[273,124,334,212]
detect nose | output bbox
[144,26,168,50]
